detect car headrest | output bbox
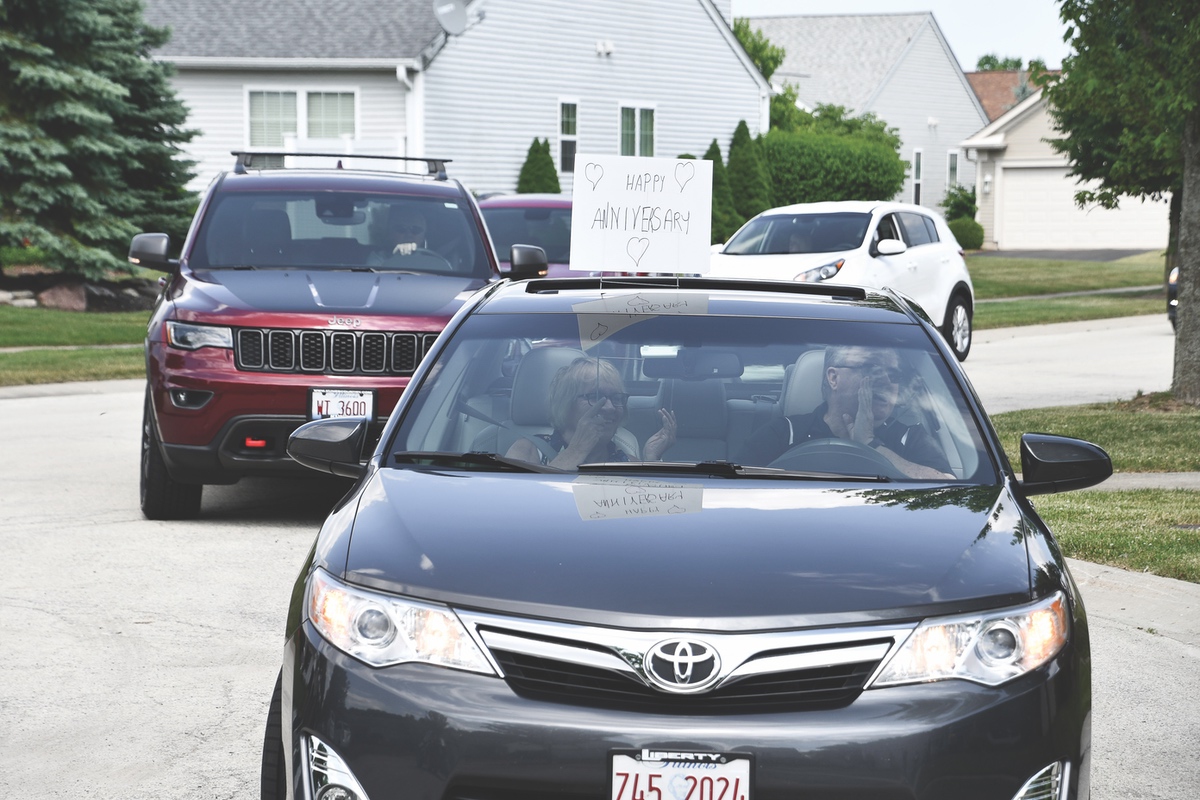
[510,347,586,426]
[658,379,727,438]
[781,349,827,417]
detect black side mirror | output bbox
[1018,433,1112,495]
[287,418,369,479]
[508,244,549,280]
[129,233,177,272]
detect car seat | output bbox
[657,379,729,462]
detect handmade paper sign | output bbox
[572,476,703,521]
[570,155,713,274]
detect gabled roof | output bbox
[744,13,930,111]
[141,0,443,61]
[965,70,1045,122]
[960,88,1045,150]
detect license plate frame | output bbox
[609,750,752,800]
[308,388,375,421]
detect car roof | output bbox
[476,277,918,324]
[478,193,572,208]
[215,168,467,198]
[758,201,937,218]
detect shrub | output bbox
[703,139,743,243]
[727,121,773,220]
[759,129,907,206]
[516,138,561,194]
[948,217,985,250]
[940,185,978,221]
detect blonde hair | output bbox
[548,357,626,431]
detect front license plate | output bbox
[611,750,751,800]
[309,388,374,421]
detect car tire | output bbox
[942,293,973,362]
[261,672,287,800]
[140,388,202,520]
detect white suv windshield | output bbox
[724,213,872,255]
[390,308,996,483]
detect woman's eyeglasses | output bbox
[577,391,630,408]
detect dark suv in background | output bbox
[130,152,526,519]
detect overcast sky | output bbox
[730,0,1073,72]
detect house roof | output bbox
[141,0,444,61]
[960,87,1045,149]
[743,13,931,111]
[965,70,1044,122]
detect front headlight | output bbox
[869,592,1069,688]
[165,320,233,350]
[307,568,495,673]
[794,259,844,283]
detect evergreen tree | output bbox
[0,0,195,279]
[726,120,772,219]
[703,139,742,243]
[516,138,561,194]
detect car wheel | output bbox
[942,294,972,362]
[140,388,202,520]
[261,672,287,800]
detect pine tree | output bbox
[726,121,773,220]
[516,138,561,194]
[703,139,742,243]
[0,0,195,279]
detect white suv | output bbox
[708,201,975,360]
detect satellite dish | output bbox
[433,0,469,36]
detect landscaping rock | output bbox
[38,282,88,312]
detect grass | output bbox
[0,305,149,347]
[0,346,145,386]
[966,250,1166,299]
[1031,490,1200,583]
[974,290,1165,330]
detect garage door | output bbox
[998,166,1169,249]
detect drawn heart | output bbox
[585,162,604,190]
[668,505,687,514]
[590,322,609,340]
[675,161,695,191]
[626,237,650,267]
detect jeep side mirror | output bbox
[129,233,178,272]
[288,418,369,479]
[1018,433,1112,495]
[508,244,549,280]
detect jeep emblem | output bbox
[328,316,363,328]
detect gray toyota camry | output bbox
[263,276,1110,800]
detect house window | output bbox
[560,102,577,173]
[620,106,655,157]
[249,91,298,148]
[308,92,355,139]
[947,151,959,188]
[912,149,923,205]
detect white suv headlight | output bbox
[165,320,233,350]
[307,568,494,673]
[869,592,1069,688]
[795,259,844,282]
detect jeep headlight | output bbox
[870,592,1069,687]
[795,259,844,283]
[165,320,233,350]
[307,568,494,673]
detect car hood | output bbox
[180,267,485,317]
[338,470,1034,629]
[707,251,855,281]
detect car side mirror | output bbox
[1018,433,1112,495]
[875,238,907,257]
[287,418,369,479]
[129,233,178,272]
[508,244,548,280]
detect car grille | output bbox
[234,328,439,375]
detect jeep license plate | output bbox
[610,751,751,800]
[309,389,374,421]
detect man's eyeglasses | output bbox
[834,363,907,384]
[577,391,630,408]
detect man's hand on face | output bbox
[841,379,877,445]
[392,242,418,256]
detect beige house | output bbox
[961,88,1169,250]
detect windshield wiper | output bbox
[576,460,892,482]
[392,451,555,473]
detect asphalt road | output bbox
[1,314,1196,799]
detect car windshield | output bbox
[188,191,493,278]
[388,301,996,483]
[724,212,872,255]
[482,205,573,264]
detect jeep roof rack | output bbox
[522,275,870,301]
[230,151,451,180]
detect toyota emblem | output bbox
[644,639,721,693]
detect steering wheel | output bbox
[768,437,904,479]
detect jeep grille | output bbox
[235,329,439,375]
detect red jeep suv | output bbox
[130,153,507,519]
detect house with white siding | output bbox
[742,13,988,211]
[142,0,770,195]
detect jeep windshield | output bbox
[390,308,997,483]
[188,191,493,279]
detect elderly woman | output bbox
[506,357,676,470]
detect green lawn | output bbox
[974,290,1165,330]
[0,346,145,386]
[0,304,149,347]
[966,250,1167,299]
